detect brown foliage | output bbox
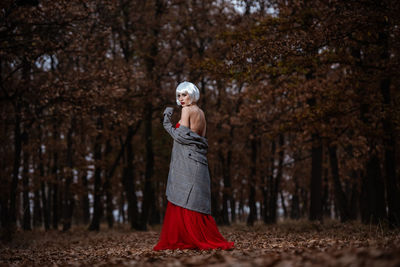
[1,220,400,266]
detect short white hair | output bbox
[176,81,200,106]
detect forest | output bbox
[1,0,400,265]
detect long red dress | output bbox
[153,122,234,251]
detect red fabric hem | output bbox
[153,201,234,251]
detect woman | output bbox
[153,81,234,250]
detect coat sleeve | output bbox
[163,107,192,145]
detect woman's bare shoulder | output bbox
[182,105,206,122]
[193,105,204,114]
[181,106,191,113]
[198,107,205,115]
[197,107,206,119]
[182,105,200,114]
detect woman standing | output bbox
[153,81,234,250]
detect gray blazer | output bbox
[163,107,211,214]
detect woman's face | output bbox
[178,91,191,107]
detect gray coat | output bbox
[163,107,211,214]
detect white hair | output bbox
[175,81,200,106]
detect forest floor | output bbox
[1,219,400,266]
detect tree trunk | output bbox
[40,182,50,230]
[322,164,331,218]
[228,125,236,223]
[309,131,323,222]
[359,99,387,224]
[79,127,90,225]
[123,124,141,230]
[33,128,42,228]
[63,118,75,231]
[349,170,359,220]
[0,122,11,236]
[0,196,11,240]
[280,190,287,218]
[51,123,59,230]
[290,188,300,219]
[103,138,114,229]
[10,108,22,227]
[89,116,104,231]
[261,163,269,223]
[22,136,32,231]
[0,61,11,240]
[265,140,276,224]
[230,191,236,223]
[101,132,127,227]
[246,134,258,226]
[211,164,223,224]
[33,180,42,228]
[36,124,49,230]
[361,151,387,224]
[328,144,350,222]
[118,191,126,223]
[139,0,165,228]
[219,150,231,225]
[80,170,90,225]
[269,134,284,223]
[220,124,235,225]
[379,31,400,227]
[46,161,53,230]
[238,188,244,222]
[290,154,301,219]
[140,103,158,229]
[300,186,308,217]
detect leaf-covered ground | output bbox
[1,219,400,266]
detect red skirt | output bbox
[153,201,234,250]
